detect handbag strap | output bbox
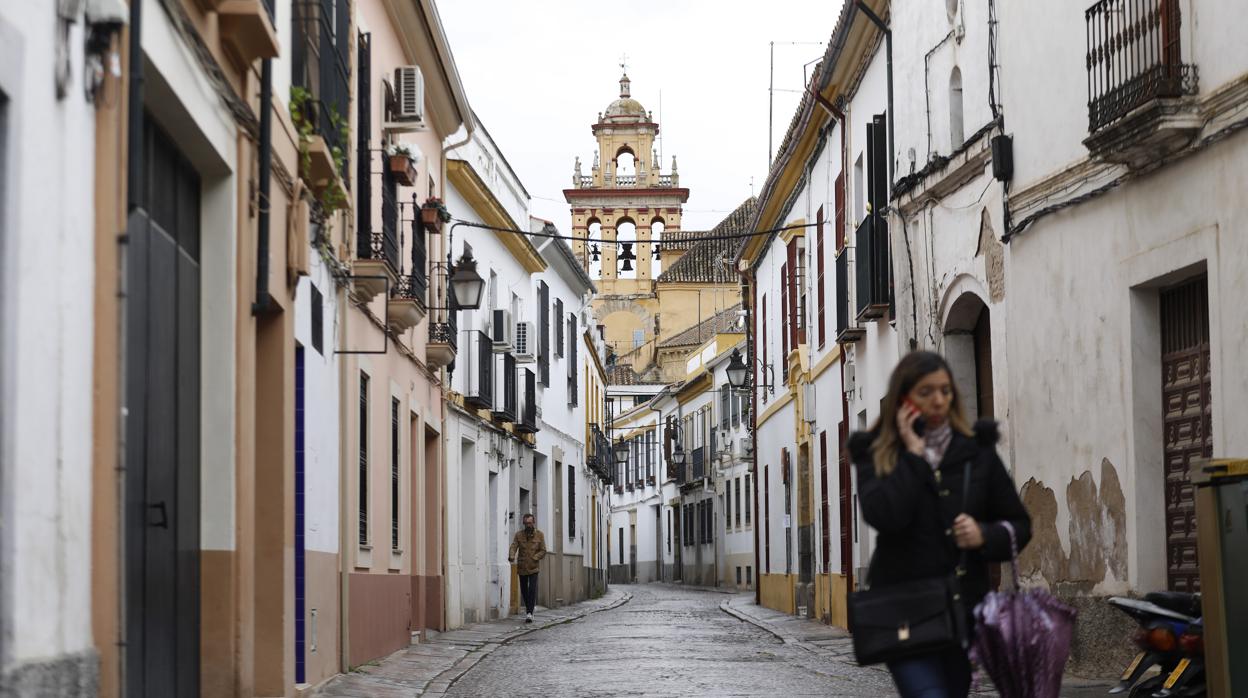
[1000,520,1021,592]
[956,459,971,574]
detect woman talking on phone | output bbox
[847,351,1031,698]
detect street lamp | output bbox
[614,438,630,467]
[725,348,749,389]
[670,443,687,467]
[449,245,485,310]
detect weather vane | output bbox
[619,53,629,74]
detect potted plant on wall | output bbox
[421,197,452,228]
[387,142,418,187]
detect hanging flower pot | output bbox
[389,154,417,186]
[421,205,441,227]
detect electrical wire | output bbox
[453,219,816,245]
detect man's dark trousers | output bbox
[519,572,539,615]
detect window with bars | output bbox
[726,481,733,528]
[567,465,576,538]
[816,206,826,347]
[391,398,400,551]
[735,477,742,527]
[567,314,578,406]
[358,373,369,546]
[745,474,751,526]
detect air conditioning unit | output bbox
[739,435,754,455]
[514,321,536,362]
[843,362,856,394]
[393,66,425,122]
[492,309,513,352]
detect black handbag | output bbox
[848,460,973,666]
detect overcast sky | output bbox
[436,1,845,231]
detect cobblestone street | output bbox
[319,583,1117,697]
[442,584,894,697]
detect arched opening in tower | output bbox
[649,218,665,278]
[616,217,637,280]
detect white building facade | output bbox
[0,3,103,691]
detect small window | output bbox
[747,566,753,585]
[310,284,324,355]
[950,66,965,150]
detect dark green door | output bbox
[125,117,201,697]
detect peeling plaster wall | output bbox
[1005,131,1248,596]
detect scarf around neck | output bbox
[923,421,953,469]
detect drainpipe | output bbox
[855,1,894,188]
[252,59,274,316]
[338,282,351,671]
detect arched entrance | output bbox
[942,291,994,422]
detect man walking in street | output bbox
[508,513,546,623]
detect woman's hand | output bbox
[897,402,925,456]
[952,514,984,550]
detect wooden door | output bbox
[1160,275,1210,592]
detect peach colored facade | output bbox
[340,0,470,667]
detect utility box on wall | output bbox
[1193,459,1248,698]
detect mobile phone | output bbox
[903,398,926,437]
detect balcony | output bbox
[515,368,539,434]
[387,213,428,333]
[463,330,493,410]
[835,249,866,344]
[352,151,403,303]
[217,0,279,67]
[427,269,457,369]
[492,353,518,423]
[1084,0,1200,166]
[292,0,351,195]
[587,424,613,483]
[854,215,890,321]
[388,275,425,333]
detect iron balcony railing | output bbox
[516,368,539,434]
[854,214,890,320]
[1086,0,1198,132]
[292,0,351,184]
[463,330,493,410]
[428,269,457,351]
[588,424,613,482]
[492,353,518,423]
[357,148,401,272]
[392,201,427,305]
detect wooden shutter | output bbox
[556,295,566,357]
[780,264,789,369]
[539,281,550,386]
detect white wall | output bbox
[295,264,341,554]
[1004,133,1248,593]
[0,5,97,672]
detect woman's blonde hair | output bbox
[870,351,973,477]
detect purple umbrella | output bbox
[971,523,1077,698]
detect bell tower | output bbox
[565,73,689,286]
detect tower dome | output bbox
[603,73,646,120]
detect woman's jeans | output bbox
[886,646,971,698]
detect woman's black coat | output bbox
[848,420,1032,616]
